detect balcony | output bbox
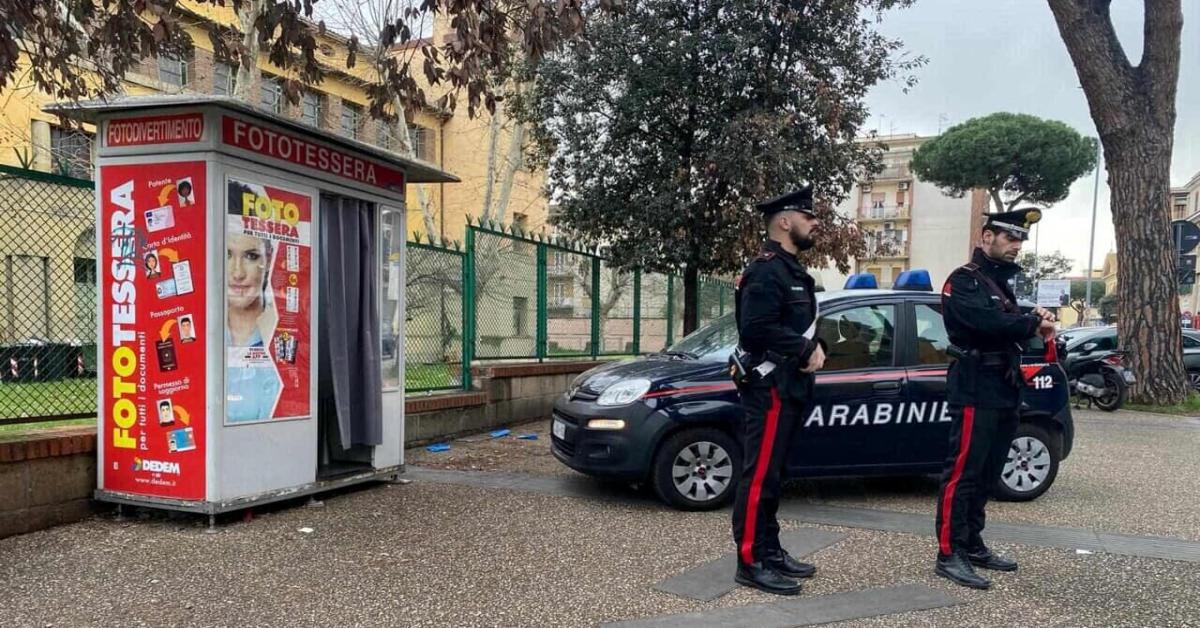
[867,164,913,182]
[862,236,910,260]
[858,205,910,221]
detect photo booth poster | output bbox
[225,177,312,424]
[100,161,207,500]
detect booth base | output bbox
[94,465,405,516]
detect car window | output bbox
[817,304,896,371]
[1184,334,1200,349]
[913,303,950,365]
[1090,333,1117,351]
[668,314,738,362]
[1067,328,1114,351]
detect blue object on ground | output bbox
[490,429,511,438]
[426,443,451,452]
[517,433,538,440]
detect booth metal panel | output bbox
[51,96,456,516]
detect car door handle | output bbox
[872,381,902,391]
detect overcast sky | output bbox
[865,0,1199,274]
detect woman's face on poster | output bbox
[227,233,269,310]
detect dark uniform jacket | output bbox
[942,248,1042,409]
[734,240,820,400]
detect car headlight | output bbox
[596,379,652,406]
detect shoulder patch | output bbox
[754,251,776,262]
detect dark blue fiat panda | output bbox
[550,272,1074,511]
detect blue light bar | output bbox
[894,269,932,291]
[844,273,878,289]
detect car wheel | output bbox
[1189,370,1200,392]
[993,423,1060,502]
[651,427,741,511]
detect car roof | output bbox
[816,288,1041,310]
[817,288,939,303]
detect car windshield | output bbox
[665,314,738,362]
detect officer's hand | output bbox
[1038,319,1056,339]
[1032,306,1057,323]
[802,345,826,373]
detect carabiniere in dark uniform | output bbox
[934,207,1056,590]
[728,185,826,596]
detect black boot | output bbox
[935,553,991,590]
[764,549,817,579]
[735,562,802,596]
[967,547,1018,572]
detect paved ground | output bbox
[2,408,1198,626]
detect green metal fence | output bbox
[0,165,98,426]
[0,160,735,421]
[403,217,736,393]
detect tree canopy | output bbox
[516,0,921,331]
[910,112,1098,213]
[0,0,622,119]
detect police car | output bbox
[550,270,1074,511]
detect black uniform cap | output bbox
[756,184,815,217]
[983,207,1042,241]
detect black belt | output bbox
[948,345,1013,367]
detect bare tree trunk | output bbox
[682,265,700,336]
[383,96,439,238]
[234,0,265,101]
[1048,0,1186,404]
[1108,141,1188,403]
[493,116,526,225]
[481,104,503,220]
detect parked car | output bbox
[1184,330,1200,391]
[1056,325,1200,393]
[550,279,1074,510]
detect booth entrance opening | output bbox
[316,192,381,480]
[52,95,458,519]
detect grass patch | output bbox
[405,363,460,391]
[0,418,93,440]
[1126,393,1200,417]
[0,378,96,419]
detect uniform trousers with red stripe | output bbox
[935,405,1019,557]
[732,384,800,566]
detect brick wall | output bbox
[191,48,216,94]
[0,428,97,539]
[0,360,606,538]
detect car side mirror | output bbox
[1081,342,1098,354]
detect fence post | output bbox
[718,280,725,316]
[462,227,476,390]
[666,274,675,347]
[590,255,600,359]
[537,240,547,362]
[632,269,641,355]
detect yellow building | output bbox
[0,3,548,242]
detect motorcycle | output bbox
[1054,337,1135,412]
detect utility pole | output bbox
[1084,139,1102,326]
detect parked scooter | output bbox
[1055,337,1134,411]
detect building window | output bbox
[342,102,362,140]
[158,55,188,89]
[513,296,529,336]
[378,122,396,150]
[214,62,237,96]
[50,127,93,179]
[871,192,886,209]
[408,125,434,161]
[301,91,322,127]
[260,78,283,114]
